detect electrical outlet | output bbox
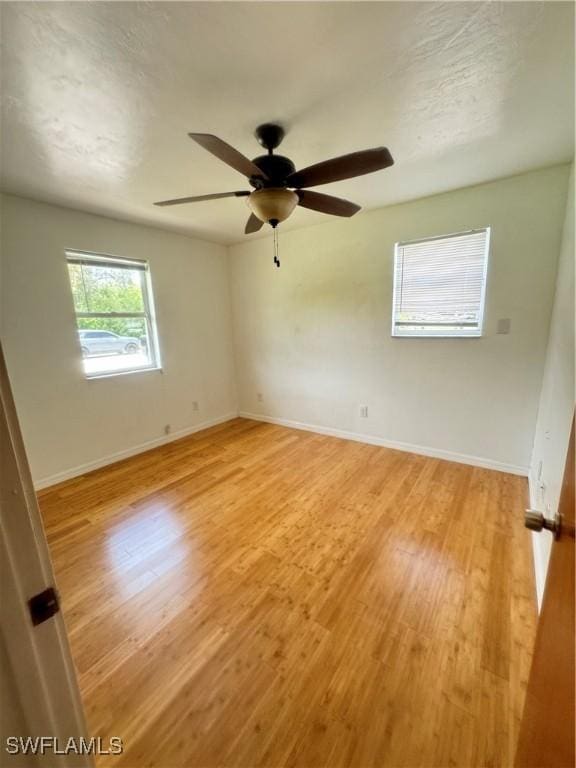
[257,393,263,402]
[496,318,511,334]
[192,401,199,411]
[359,405,368,418]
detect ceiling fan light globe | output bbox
[247,188,298,225]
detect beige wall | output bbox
[529,164,575,605]
[229,165,570,473]
[0,194,237,486]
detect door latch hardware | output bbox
[28,587,60,626]
[524,510,562,539]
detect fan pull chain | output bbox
[273,226,280,268]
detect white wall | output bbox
[529,165,575,606]
[230,165,571,474]
[1,165,571,488]
[0,194,237,486]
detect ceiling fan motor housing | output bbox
[250,155,296,189]
[250,126,299,225]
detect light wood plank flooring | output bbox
[39,418,537,767]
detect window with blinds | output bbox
[392,228,490,338]
[66,251,161,377]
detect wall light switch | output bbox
[497,318,511,334]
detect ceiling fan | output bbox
[154,123,394,235]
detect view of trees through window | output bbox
[67,255,159,376]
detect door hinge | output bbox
[28,587,60,626]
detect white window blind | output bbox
[392,228,490,338]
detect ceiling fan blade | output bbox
[189,133,268,180]
[297,190,361,217]
[154,191,250,207]
[245,213,264,234]
[288,147,393,189]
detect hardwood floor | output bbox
[38,418,538,768]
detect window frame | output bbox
[391,227,491,339]
[66,250,162,379]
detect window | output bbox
[66,251,161,377]
[392,228,490,338]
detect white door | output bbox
[0,342,92,767]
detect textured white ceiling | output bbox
[1,2,574,245]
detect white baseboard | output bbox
[34,412,238,491]
[239,411,529,476]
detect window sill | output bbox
[85,366,163,381]
[391,335,483,339]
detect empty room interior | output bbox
[0,2,575,767]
